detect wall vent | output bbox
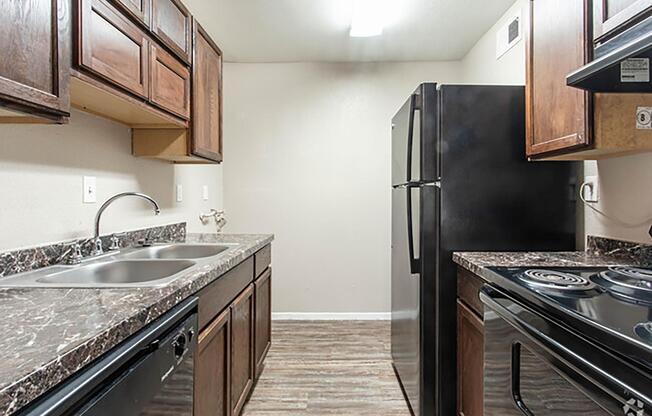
[496,9,522,59]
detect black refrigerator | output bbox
[390,83,577,416]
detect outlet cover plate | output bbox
[584,175,599,203]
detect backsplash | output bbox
[0,223,186,279]
[586,235,652,265]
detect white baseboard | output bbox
[272,312,390,321]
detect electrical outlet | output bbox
[202,185,209,201]
[176,184,183,202]
[83,176,97,203]
[583,175,599,203]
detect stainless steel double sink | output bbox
[0,244,236,288]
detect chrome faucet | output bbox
[92,192,161,255]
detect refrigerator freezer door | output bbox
[392,94,421,186]
[391,185,421,415]
[392,83,439,187]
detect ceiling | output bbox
[186,0,515,63]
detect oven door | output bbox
[481,287,652,416]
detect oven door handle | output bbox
[480,288,652,415]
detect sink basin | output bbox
[0,259,196,288]
[125,244,231,260]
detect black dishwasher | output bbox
[18,298,198,416]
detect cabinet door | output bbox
[150,43,189,118]
[191,20,223,162]
[151,0,191,63]
[230,284,254,416]
[78,0,149,98]
[594,0,652,40]
[0,0,71,121]
[195,308,231,416]
[457,300,484,416]
[525,0,592,157]
[254,269,272,379]
[112,0,151,27]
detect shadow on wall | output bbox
[0,109,176,210]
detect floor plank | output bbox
[242,320,412,416]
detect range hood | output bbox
[567,17,652,92]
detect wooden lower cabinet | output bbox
[254,268,272,378]
[194,251,271,416]
[230,284,255,416]
[195,308,230,416]
[457,300,484,416]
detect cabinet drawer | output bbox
[254,245,271,278]
[78,0,149,98]
[151,0,191,63]
[457,267,485,318]
[198,257,254,329]
[149,43,189,118]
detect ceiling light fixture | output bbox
[349,0,384,37]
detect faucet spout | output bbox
[93,192,161,255]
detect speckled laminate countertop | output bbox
[452,251,638,278]
[453,236,652,280]
[0,233,273,415]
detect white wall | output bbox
[222,62,463,313]
[0,110,223,251]
[460,0,526,85]
[584,157,652,243]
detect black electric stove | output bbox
[481,265,652,416]
[486,265,652,366]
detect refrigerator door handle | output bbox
[407,185,420,274]
[405,94,417,183]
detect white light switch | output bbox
[176,184,183,202]
[83,176,97,203]
[583,176,599,203]
[202,185,209,201]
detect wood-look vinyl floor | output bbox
[242,320,412,416]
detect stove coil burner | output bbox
[634,322,652,343]
[608,267,652,288]
[519,269,597,292]
[596,266,652,302]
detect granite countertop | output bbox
[0,233,273,415]
[453,236,652,282]
[452,251,637,277]
[453,236,652,286]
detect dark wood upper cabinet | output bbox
[526,0,593,158]
[254,269,272,379]
[191,20,223,162]
[230,284,254,416]
[111,0,151,27]
[77,0,150,98]
[149,43,190,119]
[0,0,71,122]
[594,0,652,41]
[457,300,484,416]
[151,0,191,63]
[195,308,231,416]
